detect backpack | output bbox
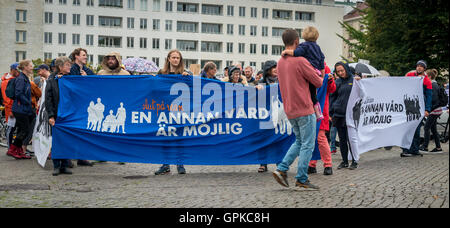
[437,85,448,107]
[5,77,16,99]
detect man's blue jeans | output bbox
[277,114,316,183]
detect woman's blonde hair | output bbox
[426,69,439,80]
[302,26,319,42]
[18,59,32,71]
[160,50,185,74]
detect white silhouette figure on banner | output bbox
[271,96,292,135]
[94,98,105,132]
[102,110,118,133]
[116,102,126,134]
[87,101,96,130]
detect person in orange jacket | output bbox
[1,63,20,148]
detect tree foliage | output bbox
[340,0,449,79]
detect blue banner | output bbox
[52,75,327,165]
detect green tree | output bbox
[340,0,449,79]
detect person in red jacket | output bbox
[307,63,336,175]
[401,60,433,157]
[1,63,20,150]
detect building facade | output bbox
[1,0,345,73]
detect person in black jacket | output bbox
[329,61,360,170]
[46,56,73,176]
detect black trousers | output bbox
[12,112,34,148]
[423,114,441,149]
[333,116,355,164]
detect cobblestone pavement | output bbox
[0,142,448,208]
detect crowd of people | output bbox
[1,26,447,190]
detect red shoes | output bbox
[6,145,31,159]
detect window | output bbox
[140,37,147,48]
[73,0,80,5]
[165,39,172,50]
[227,24,233,35]
[152,38,160,49]
[177,40,197,51]
[58,53,66,57]
[261,44,268,55]
[58,33,67,44]
[262,26,268,37]
[273,10,292,20]
[272,45,284,55]
[87,0,94,6]
[98,36,122,47]
[226,42,233,53]
[250,44,256,54]
[316,0,322,5]
[127,17,134,28]
[72,14,81,25]
[238,25,245,36]
[44,32,53,44]
[85,15,94,26]
[99,16,122,27]
[45,0,53,4]
[295,11,314,21]
[99,0,123,8]
[153,0,160,11]
[86,34,94,46]
[201,23,222,34]
[153,19,160,30]
[16,30,26,43]
[58,13,67,24]
[250,26,257,36]
[262,8,269,19]
[238,43,245,54]
[127,37,134,48]
[72,33,80,45]
[127,0,134,9]
[177,2,198,13]
[165,1,173,11]
[165,20,172,31]
[227,5,234,16]
[16,10,27,22]
[44,12,53,24]
[251,7,257,18]
[140,18,147,29]
[239,6,245,17]
[177,21,198,33]
[88,55,94,64]
[152,58,160,67]
[59,0,67,4]
[140,0,147,10]
[272,27,287,37]
[202,4,222,15]
[15,51,26,62]
[44,52,53,60]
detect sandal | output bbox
[258,165,268,173]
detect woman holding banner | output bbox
[155,50,192,175]
[330,61,359,170]
[46,56,73,176]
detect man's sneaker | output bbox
[337,162,348,169]
[272,170,289,187]
[295,180,320,191]
[401,152,413,157]
[307,166,317,174]
[411,152,423,157]
[349,162,358,170]
[155,165,170,175]
[429,148,443,154]
[419,146,428,152]
[60,168,73,175]
[177,165,186,174]
[323,167,333,175]
[52,168,60,176]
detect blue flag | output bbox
[51,75,326,165]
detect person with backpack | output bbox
[1,63,20,150]
[6,60,34,159]
[420,69,447,154]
